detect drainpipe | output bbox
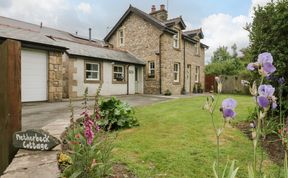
[159,32,164,94]
[183,40,186,94]
[127,64,130,95]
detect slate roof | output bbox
[55,38,145,65]
[164,16,186,30]
[183,28,204,39]
[0,16,145,65]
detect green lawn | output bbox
[112,95,280,177]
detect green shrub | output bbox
[164,89,172,96]
[98,97,139,131]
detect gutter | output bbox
[183,40,186,94]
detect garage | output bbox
[21,49,48,102]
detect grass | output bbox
[112,94,280,177]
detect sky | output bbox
[0,0,272,63]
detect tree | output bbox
[211,46,231,63]
[231,43,238,58]
[205,45,244,76]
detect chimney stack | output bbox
[160,4,165,11]
[89,28,91,41]
[151,5,156,13]
[149,4,168,21]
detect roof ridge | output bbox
[0,15,71,35]
[53,36,128,53]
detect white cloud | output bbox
[202,0,273,63]
[201,14,250,63]
[77,2,92,14]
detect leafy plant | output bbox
[213,160,239,178]
[98,97,139,131]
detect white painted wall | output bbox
[72,58,144,97]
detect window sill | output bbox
[84,80,102,84]
[173,47,181,51]
[173,81,180,85]
[112,81,127,84]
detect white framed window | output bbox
[85,62,100,81]
[148,61,155,78]
[195,66,200,83]
[113,65,125,82]
[173,32,180,49]
[173,63,180,82]
[118,29,124,46]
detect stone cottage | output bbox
[104,5,208,94]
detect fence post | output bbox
[0,39,21,175]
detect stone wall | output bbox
[184,41,205,92]
[48,51,63,102]
[160,33,184,95]
[108,13,162,94]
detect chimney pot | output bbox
[89,28,92,41]
[151,5,156,12]
[160,4,165,10]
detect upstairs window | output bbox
[195,66,200,83]
[113,65,125,82]
[173,63,180,83]
[148,61,155,78]
[85,62,100,81]
[118,29,124,46]
[173,32,180,49]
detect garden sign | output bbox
[12,129,60,151]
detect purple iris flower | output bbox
[222,98,237,109]
[247,63,255,71]
[257,52,273,64]
[257,96,269,108]
[247,52,276,76]
[258,85,275,97]
[221,98,237,119]
[262,62,276,75]
[257,85,277,109]
[223,108,236,118]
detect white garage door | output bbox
[21,49,48,102]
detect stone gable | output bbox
[106,7,206,95]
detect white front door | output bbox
[185,65,191,93]
[21,49,48,102]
